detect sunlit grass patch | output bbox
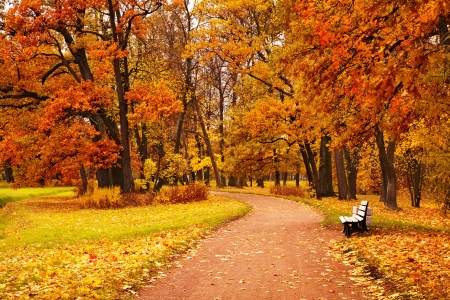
[0,186,75,207]
[0,195,251,299]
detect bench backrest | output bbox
[356,201,369,218]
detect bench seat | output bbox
[339,201,369,237]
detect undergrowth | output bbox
[78,183,207,209]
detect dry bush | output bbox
[79,186,123,209]
[79,186,154,209]
[270,186,307,198]
[155,183,208,204]
[79,183,205,209]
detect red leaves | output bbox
[126,81,181,126]
[290,0,450,141]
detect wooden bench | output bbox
[339,200,369,237]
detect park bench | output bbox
[339,200,370,237]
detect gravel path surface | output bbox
[138,192,367,300]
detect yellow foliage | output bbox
[159,154,189,184]
[79,186,122,209]
[143,159,158,181]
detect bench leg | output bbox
[342,223,352,237]
[347,222,359,237]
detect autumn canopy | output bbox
[0,0,449,209]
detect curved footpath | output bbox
[138,192,367,300]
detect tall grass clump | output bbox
[155,183,208,204]
[270,185,307,198]
[79,186,123,209]
[79,186,155,209]
[79,183,208,209]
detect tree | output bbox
[0,0,184,192]
[291,0,450,208]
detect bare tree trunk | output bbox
[80,165,88,195]
[344,147,360,199]
[174,111,186,154]
[257,178,265,188]
[193,99,222,187]
[334,148,349,200]
[305,142,321,199]
[375,129,398,210]
[4,161,14,183]
[300,145,313,186]
[319,136,335,197]
[407,157,422,208]
[107,1,135,193]
[218,69,227,187]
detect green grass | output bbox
[0,194,251,299]
[0,196,251,251]
[0,186,75,207]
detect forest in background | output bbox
[0,0,450,211]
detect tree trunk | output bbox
[237,176,247,188]
[273,149,281,186]
[193,99,222,187]
[136,123,149,165]
[204,167,210,186]
[283,172,288,186]
[334,148,349,200]
[295,171,300,187]
[300,146,313,186]
[197,170,204,182]
[174,110,186,154]
[112,58,134,192]
[344,147,360,199]
[175,54,193,154]
[4,161,14,183]
[319,136,335,197]
[407,157,422,208]
[107,1,134,193]
[305,142,321,199]
[79,165,88,195]
[257,178,265,188]
[96,169,110,188]
[275,170,281,186]
[228,176,237,186]
[218,72,226,187]
[375,129,398,209]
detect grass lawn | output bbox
[212,181,450,299]
[0,185,75,207]
[0,189,251,299]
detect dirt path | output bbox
[138,192,367,300]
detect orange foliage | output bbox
[126,81,181,126]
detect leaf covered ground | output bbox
[0,195,251,299]
[215,185,450,299]
[327,194,450,300]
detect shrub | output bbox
[270,185,307,198]
[155,183,208,204]
[79,187,155,209]
[134,179,151,193]
[79,183,206,209]
[79,186,123,209]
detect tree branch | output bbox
[247,73,294,98]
